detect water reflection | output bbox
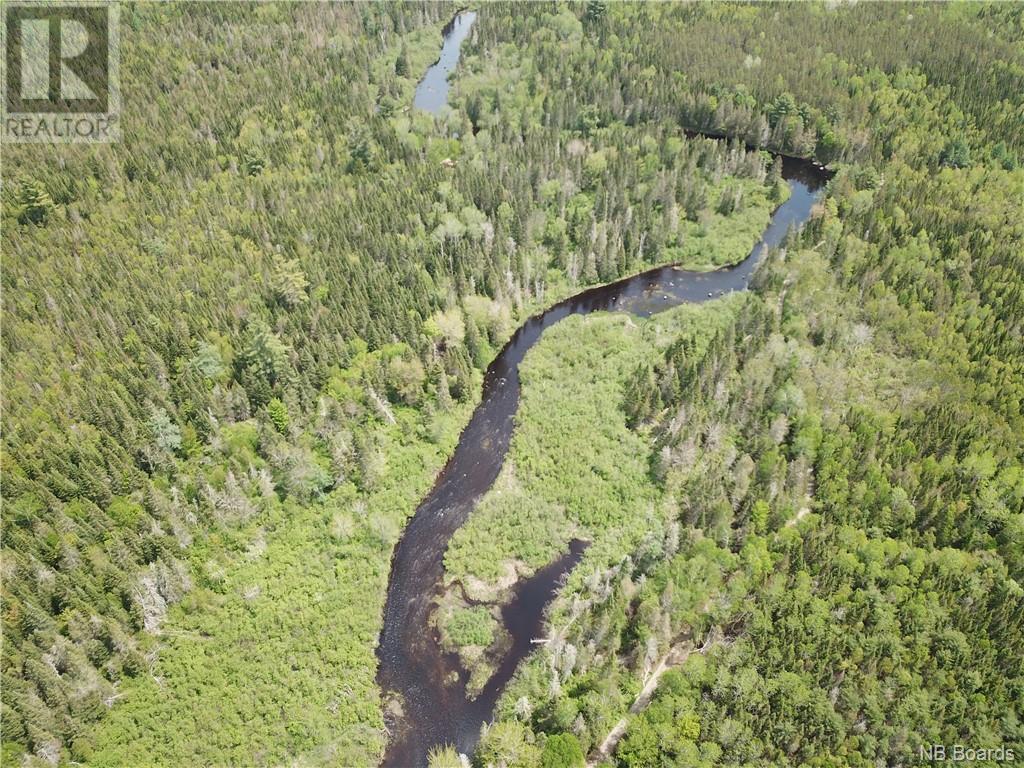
[413,11,477,115]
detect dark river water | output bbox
[379,13,831,768]
[412,11,477,114]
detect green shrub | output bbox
[445,607,497,648]
[541,733,584,768]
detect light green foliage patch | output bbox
[444,606,498,649]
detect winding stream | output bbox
[412,10,477,114]
[378,14,830,768]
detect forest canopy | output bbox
[2,2,1022,767]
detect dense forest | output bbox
[462,4,1024,768]
[2,2,1022,768]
